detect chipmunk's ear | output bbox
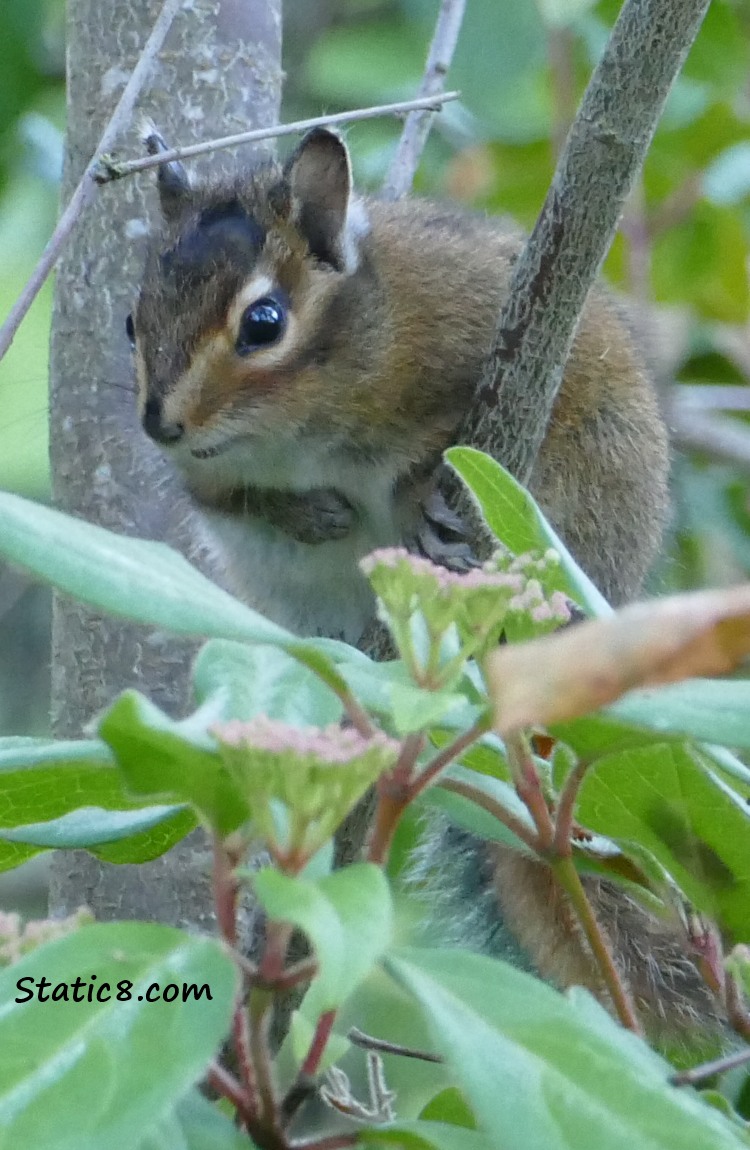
[142,125,192,221]
[285,128,365,273]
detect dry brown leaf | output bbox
[485,584,750,735]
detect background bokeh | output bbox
[1,0,749,740]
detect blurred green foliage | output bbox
[0,0,749,737]
[0,0,64,497]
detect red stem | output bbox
[553,759,590,856]
[300,1009,337,1078]
[206,1061,254,1126]
[506,732,555,852]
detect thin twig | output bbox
[381,0,467,200]
[95,92,461,183]
[348,1026,444,1064]
[0,0,185,364]
[671,1046,750,1087]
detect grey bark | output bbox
[48,0,281,924]
[452,0,711,489]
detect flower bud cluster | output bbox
[212,717,400,866]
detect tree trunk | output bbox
[48,0,281,925]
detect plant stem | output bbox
[553,759,591,856]
[301,1009,337,1078]
[367,733,426,864]
[248,988,280,1128]
[506,732,555,852]
[212,835,263,1117]
[552,855,642,1033]
[206,1061,254,1126]
[410,718,490,800]
[438,776,540,853]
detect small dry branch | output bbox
[96,91,460,183]
[0,0,185,364]
[381,0,467,200]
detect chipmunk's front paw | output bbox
[413,488,480,572]
[282,487,356,544]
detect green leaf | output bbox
[339,659,479,735]
[0,922,238,1150]
[551,701,750,794]
[193,639,343,727]
[606,679,750,754]
[361,1122,491,1150]
[99,691,249,836]
[434,732,511,781]
[419,1087,477,1128]
[254,864,393,1011]
[306,19,424,105]
[652,202,749,324]
[0,805,193,862]
[385,947,748,1150]
[446,446,611,616]
[405,0,549,141]
[576,743,750,940]
[704,142,750,206]
[137,1089,258,1150]
[423,765,536,855]
[0,490,296,645]
[0,738,192,871]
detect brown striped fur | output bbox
[132,129,726,1051]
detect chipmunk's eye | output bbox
[236,296,286,355]
[125,313,136,349]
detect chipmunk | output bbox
[129,127,724,1051]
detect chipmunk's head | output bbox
[130,127,374,480]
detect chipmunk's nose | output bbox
[142,397,184,445]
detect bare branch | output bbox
[96,91,461,183]
[0,0,185,364]
[454,0,712,488]
[381,0,466,200]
